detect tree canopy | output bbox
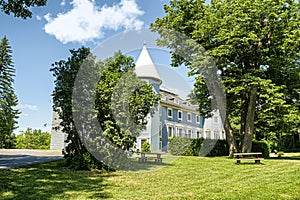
[15,128,50,149]
[0,0,46,19]
[152,0,300,154]
[51,47,160,170]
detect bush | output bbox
[65,152,99,170]
[168,137,192,156]
[278,151,284,157]
[185,138,203,156]
[202,139,229,157]
[168,137,229,157]
[141,141,151,152]
[252,140,270,158]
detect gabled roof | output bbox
[135,42,162,84]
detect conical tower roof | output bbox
[135,42,162,84]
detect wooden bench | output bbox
[138,152,164,163]
[233,152,264,164]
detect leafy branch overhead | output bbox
[0,0,47,19]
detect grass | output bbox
[1,153,300,199]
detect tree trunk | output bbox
[224,114,238,156]
[242,87,257,152]
[239,93,248,148]
[204,64,238,156]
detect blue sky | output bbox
[0,0,208,133]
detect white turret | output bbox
[135,42,162,152]
[135,42,162,94]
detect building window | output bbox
[159,123,162,150]
[205,130,211,139]
[214,130,220,139]
[167,126,173,138]
[178,111,182,120]
[213,116,218,123]
[187,129,192,138]
[159,123,162,137]
[187,113,191,122]
[196,131,200,138]
[196,115,200,124]
[176,127,183,137]
[168,108,173,119]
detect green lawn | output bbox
[1,154,299,199]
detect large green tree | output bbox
[152,0,300,154]
[0,36,19,149]
[51,47,159,170]
[0,0,46,19]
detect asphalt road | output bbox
[0,149,63,169]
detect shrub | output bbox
[66,152,99,170]
[168,137,229,157]
[278,151,284,157]
[252,140,270,158]
[141,141,151,152]
[200,139,229,157]
[168,137,192,156]
[185,138,203,156]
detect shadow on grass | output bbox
[269,156,300,161]
[124,155,177,172]
[235,162,266,165]
[0,160,113,200]
[128,159,173,172]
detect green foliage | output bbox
[168,137,192,156]
[65,151,100,171]
[202,140,229,157]
[278,151,284,157]
[51,47,95,170]
[51,47,159,170]
[0,0,47,19]
[15,128,50,149]
[0,36,20,149]
[95,51,160,151]
[169,137,269,157]
[252,140,270,158]
[168,137,229,157]
[151,0,300,154]
[185,138,203,156]
[141,141,151,152]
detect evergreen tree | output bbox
[0,36,20,148]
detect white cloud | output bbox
[61,0,66,6]
[36,15,42,21]
[19,104,39,111]
[44,0,144,44]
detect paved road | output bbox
[0,149,63,169]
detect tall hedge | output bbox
[168,137,270,157]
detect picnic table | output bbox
[138,152,164,163]
[233,152,264,164]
